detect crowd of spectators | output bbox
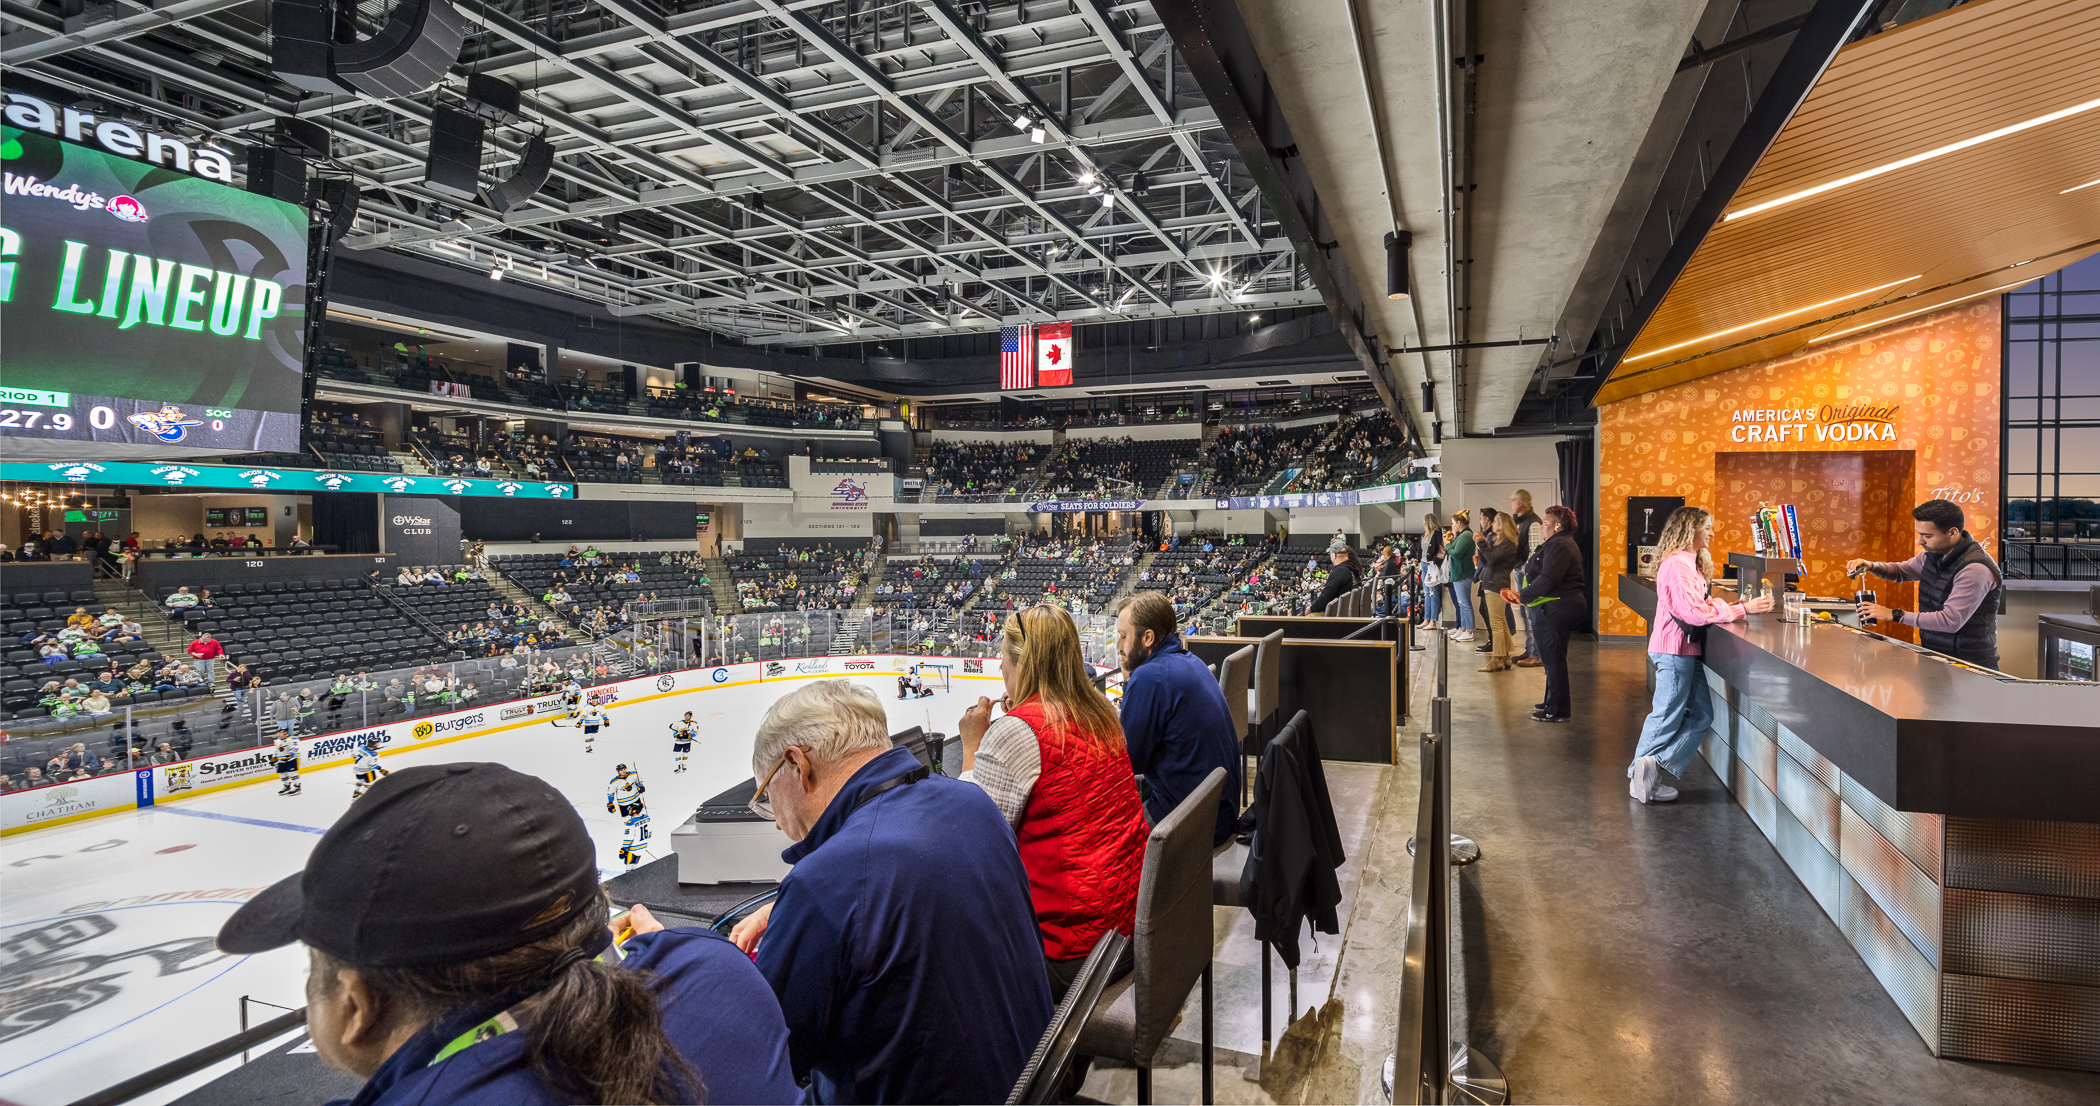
[1294,410,1404,492]
[1202,423,1330,494]
[1037,439,1140,496]
[724,542,868,613]
[925,441,1045,499]
[21,606,148,667]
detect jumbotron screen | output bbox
[0,119,308,457]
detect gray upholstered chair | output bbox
[1244,629,1284,805]
[1077,767,1225,1105]
[1215,645,1252,754]
[1007,931,1129,1105]
[1324,597,1341,617]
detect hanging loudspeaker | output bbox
[270,0,337,94]
[487,135,555,213]
[421,106,485,202]
[333,0,469,100]
[246,145,311,205]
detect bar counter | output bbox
[1618,573,2099,1072]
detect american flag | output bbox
[1000,324,1035,390]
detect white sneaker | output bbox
[1455,630,1475,641]
[1630,756,1660,803]
[1650,784,1681,802]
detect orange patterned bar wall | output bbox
[1597,300,2001,637]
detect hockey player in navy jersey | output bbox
[668,711,695,773]
[608,763,649,865]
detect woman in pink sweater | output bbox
[1629,507,1774,803]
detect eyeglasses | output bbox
[749,746,806,820]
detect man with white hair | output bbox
[728,679,1049,1104]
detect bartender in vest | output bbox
[1845,498,2003,670]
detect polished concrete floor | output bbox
[1083,630,2100,1105]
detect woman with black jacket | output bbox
[1500,505,1587,721]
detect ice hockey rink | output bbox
[0,663,986,1106]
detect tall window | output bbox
[2003,253,2100,578]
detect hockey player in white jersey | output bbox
[668,711,695,773]
[272,732,301,796]
[350,733,389,800]
[576,701,611,752]
[552,680,585,725]
[607,764,649,866]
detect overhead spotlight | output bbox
[1385,230,1412,300]
[1078,171,1095,186]
[1099,191,1114,208]
[1248,314,1261,324]
[1087,183,1103,195]
[1029,126,1046,144]
[489,267,504,280]
[1012,111,1032,130]
[1131,171,1149,196]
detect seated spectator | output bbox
[216,763,799,1106]
[958,604,1146,997]
[730,680,1050,1103]
[65,742,103,773]
[66,606,96,630]
[152,743,180,765]
[81,690,114,716]
[396,568,417,585]
[165,586,201,609]
[39,642,67,664]
[1113,590,1242,845]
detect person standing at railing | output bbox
[1444,511,1477,642]
[1500,505,1587,724]
[1629,506,1775,802]
[1475,514,1522,672]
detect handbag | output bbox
[1420,559,1445,587]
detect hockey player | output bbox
[897,674,910,699]
[576,700,611,753]
[668,711,695,773]
[556,679,585,724]
[273,731,301,796]
[350,733,389,800]
[607,764,649,866]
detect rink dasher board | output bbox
[0,655,1007,837]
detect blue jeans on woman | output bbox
[1450,579,1475,630]
[1633,653,1714,776]
[1423,582,1444,624]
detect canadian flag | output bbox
[1035,322,1073,386]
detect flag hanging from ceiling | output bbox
[1000,324,1035,390]
[1035,322,1073,386]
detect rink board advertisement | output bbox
[0,656,984,834]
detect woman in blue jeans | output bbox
[1444,511,1476,641]
[1628,507,1774,802]
[1419,513,1447,626]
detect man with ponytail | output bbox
[958,604,1148,997]
[216,762,799,1105]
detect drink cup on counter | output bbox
[1855,589,1878,626]
[1784,592,1805,624]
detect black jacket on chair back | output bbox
[1237,710,1345,969]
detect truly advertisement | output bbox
[0,123,308,454]
[501,697,561,720]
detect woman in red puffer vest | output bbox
[958,603,1148,997]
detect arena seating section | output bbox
[2,590,190,721]
[166,579,451,677]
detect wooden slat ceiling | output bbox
[1594,0,2100,405]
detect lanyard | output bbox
[850,764,929,816]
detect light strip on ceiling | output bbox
[1622,275,1920,364]
[2063,178,2100,195]
[1724,96,2100,222]
[1807,279,2033,345]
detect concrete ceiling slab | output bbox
[1235,0,1711,443]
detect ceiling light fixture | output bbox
[1621,274,1922,363]
[1384,230,1412,300]
[489,267,504,280]
[1011,112,1032,130]
[2062,177,2100,195]
[1808,278,2035,345]
[1029,127,1046,144]
[1725,96,2100,222]
[1099,192,1114,208]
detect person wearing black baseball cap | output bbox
[218,762,798,1106]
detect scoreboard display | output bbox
[1,113,308,455]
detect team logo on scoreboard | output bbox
[105,194,147,222]
[127,406,203,443]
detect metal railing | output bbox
[2002,540,2100,580]
[1386,632,1505,1105]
